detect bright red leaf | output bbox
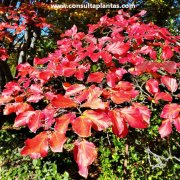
[55,113,76,134]
[72,116,92,137]
[154,92,172,104]
[145,79,159,95]
[21,131,49,159]
[161,46,174,60]
[161,61,177,74]
[87,72,105,83]
[28,110,43,133]
[42,108,56,130]
[161,76,178,93]
[51,94,77,108]
[160,103,180,119]
[49,131,67,152]
[132,103,151,124]
[83,110,112,131]
[158,119,172,138]
[121,106,149,128]
[106,42,130,56]
[108,110,128,138]
[65,84,86,97]
[14,111,35,127]
[111,89,139,104]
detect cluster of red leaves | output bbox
[0,3,50,61]
[0,10,179,178]
[0,48,8,60]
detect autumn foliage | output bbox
[0,9,180,178]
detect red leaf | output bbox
[45,92,57,101]
[49,131,67,152]
[106,72,117,87]
[83,110,111,131]
[0,95,13,105]
[154,92,172,104]
[121,106,149,128]
[63,64,77,77]
[28,84,43,94]
[34,57,49,65]
[0,48,8,60]
[3,103,33,116]
[81,97,109,110]
[106,68,127,87]
[106,42,130,56]
[52,94,77,108]
[158,119,172,138]
[74,89,90,103]
[27,110,43,133]
[161,61,177,74]
[42,108,56,130]
[174,115,180,133]
[132,103,151,124]
[15,95,24,103]
[14,111,35,127]
[81,87,108,110]
[55,113,76,133]
[38,70,53,83]
[111,89,139,104]
[101,51,112,63]
[21,131,49,159]
[161,46,174,60]
[115,68,127,79]
[16,103,34,115]
[137,10,147,16]
[89,52,101,62]
[61,25,77,37]
[161,76,178,93]
[74,140,97,178]
[87,72,105,83]
[160,103,180,119]
[108,110,128,138]
[27,94,44,103]
[65,84,86,97]
[74,63,90,81]
[110,82,139,104]
[72,116,92,137]
[3,103,19,115]
[139,46,156,60]
[115,81,134,90]
[145,79,159,95]
[17,63,34,77]
[62,82,72,90]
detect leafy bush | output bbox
[0,10,179,178]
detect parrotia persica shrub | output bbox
[0,9,180,178]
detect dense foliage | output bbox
[0,8,179,178]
